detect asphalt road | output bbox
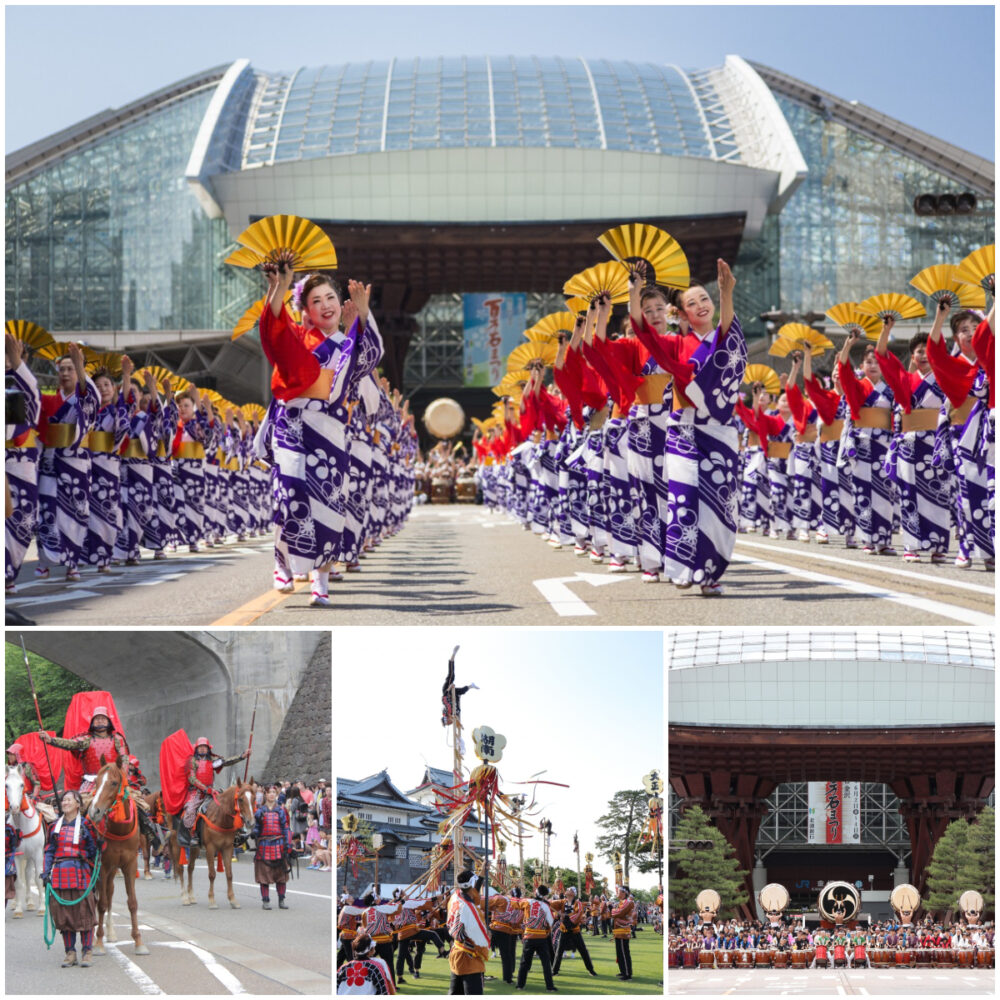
[669,967,995,994]
[9,505,994,627]
[4,858,331,995]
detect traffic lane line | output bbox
[735,538,995,595]
[156,941,247,994]
[730,554,996,626]
[105,940,164,994]
[230,879,331,899]
[211,581,310,626]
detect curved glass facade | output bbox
[247,57,718,166]
[774,94,995,312]
[5,86,243,331]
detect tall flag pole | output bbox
[20,635,60,796]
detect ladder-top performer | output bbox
[259,256,383,607]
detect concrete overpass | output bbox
[22,630,329,789]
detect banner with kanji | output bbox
[807,781,860,844]
[463,293,526,386]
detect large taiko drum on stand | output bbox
[956,949,974,968]
[790,950,806,969]
[933,948,955,968]
[870,948,891,968]
[735,951,753,968]
[976,947,995,968]
[833,944,847,967]
[915,948,932,966]
[430,477,453,503]
[683,948,697,968]
[755,950,771,968]
[455,475,476,501]
[697,950,714,969]
[668,949,679,968]
[715,949,732,968]
[423,397,466,440]
[814,945,829,966]
[895,948,913,967]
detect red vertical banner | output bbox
[825,781,843,844]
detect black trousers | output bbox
[591,915,601,936]
[449,971,483,994]
[553,929,596,974]
[492,929,517,982]
[373,941,396,986]
[516,936,555,990]
[414,929,445,969]
[396,936,415,976]
[615,935,633,978]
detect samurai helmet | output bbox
[88,706,111,727]
[6,743,24,762]
[194,737,213,750]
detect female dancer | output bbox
[660,259,746,595]
[171,387,211,553]
[261,257,383,606]
[784,353,823,542]
[42,789,100,967]
[5,332,41,591]
[118,369,163,564]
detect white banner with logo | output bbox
[807,781,861,844]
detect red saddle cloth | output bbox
[159,729,195,815]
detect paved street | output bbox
[9,505,994,627]
[4,860,331,994]
[670,967,996,995]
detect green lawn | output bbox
[392,927,663,995]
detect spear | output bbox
[243,689,259,782]
[20,635,60,796]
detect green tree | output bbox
[960,807,995,914]
[669,805,748,918]
[4,643,96,738]
[925,817,973,915]
[595,789,656,886]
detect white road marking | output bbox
[533,571,631,616]
[735,538,996,595]
[730,553,996,626]
[6,588,103,606]
[136,573,186,586]
[156,940,247,994]
[231,878,331,899]
[106,941,164,994]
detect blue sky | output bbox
[333,628,664,889]
[5,4,995,159]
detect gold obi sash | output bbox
[855,407,891,430]
[820,420,844,443]
[155,441,169,459]
[949,397,975,426]
[300,368,334,401]
[900,409,940,432]
[589,408,608,431]
[83,430,116,453]
[43,422,76,448]
[635,373,671,406]
[6,429,39,449]
[175,442,206,460]
[122,440,148,459]
[794,425,818,444]
[672,389,695,410]
[747,431,762,449]
[768,441,793,459]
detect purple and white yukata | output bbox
[5,361,41,587]
[150,398,178,552]
[662,316,747,588]
[118,406,159,561]
[37,379,100,572]
[173,412,210,549]
[789,410,822,534]
[85,394,129,568]
[817,399,855,541]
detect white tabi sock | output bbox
[311,569,329,597]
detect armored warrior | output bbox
[6,743,40,797]
[181,737,250,845]
[40,705,127,796]
[253,783,293,910]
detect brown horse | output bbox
[86,762,149,957]
[136,790,163,879]
[168,779,255,909]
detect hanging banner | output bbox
[463,293,526,387]
[807,782,861,844]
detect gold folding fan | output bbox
[135,365,176,392]
[564,296,591,315]
[523,329,558,345]
[825,303,883,341]
[36,341,100,364]
[5,319,54,353]
[232,292,297,340]
[471,417,490,432]
[86,352,124,378]
[856,292,926,322]
[529,312,579,340]
[597,223,690,289]
[952,244,994,292]
[742,364,781,396]
[225,246,266,269]
[562,261,631,304]
[241,403,267,422]
[496,369,533,393]
[234,214,338,271]
[909,264,986,308]
[507,340,557,372]
[768,324,833,358]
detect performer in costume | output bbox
[447,870,491,995]
[42,789,100,968]
[361,893,401,989]
[150,378,179,558]
[40,705,127,796]
[6,743,40,797]
[658,260,746,594]
[5,332,42,590]
[35,343,99,580]
[180,737,250,845]
[487,885,522,985]
[552,885,598,977]
[253,783,293,909]
[260,260,384,605]
[836,331,897,554]
[84,358,131,571]
[5,816,20,908]
[783,353,823,542]
[117,370,162,564]
[875,316,950,561]
[336,934,397,995]
[514,883,556,991]
[611,885,635,980]
[172,387,211,552]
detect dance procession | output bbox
[336,643,664,995]
[4,684,318,972]
[669,883,994,972]
[469,229,994,594]
[5,215,420,607]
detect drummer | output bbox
[849,926,870,968]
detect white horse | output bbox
[5,765,51,918]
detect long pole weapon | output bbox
[449,646,464,884]
[574,831,581,897]
[20,635,60,796]
[514,796,526,890]
[243,689,259,782]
